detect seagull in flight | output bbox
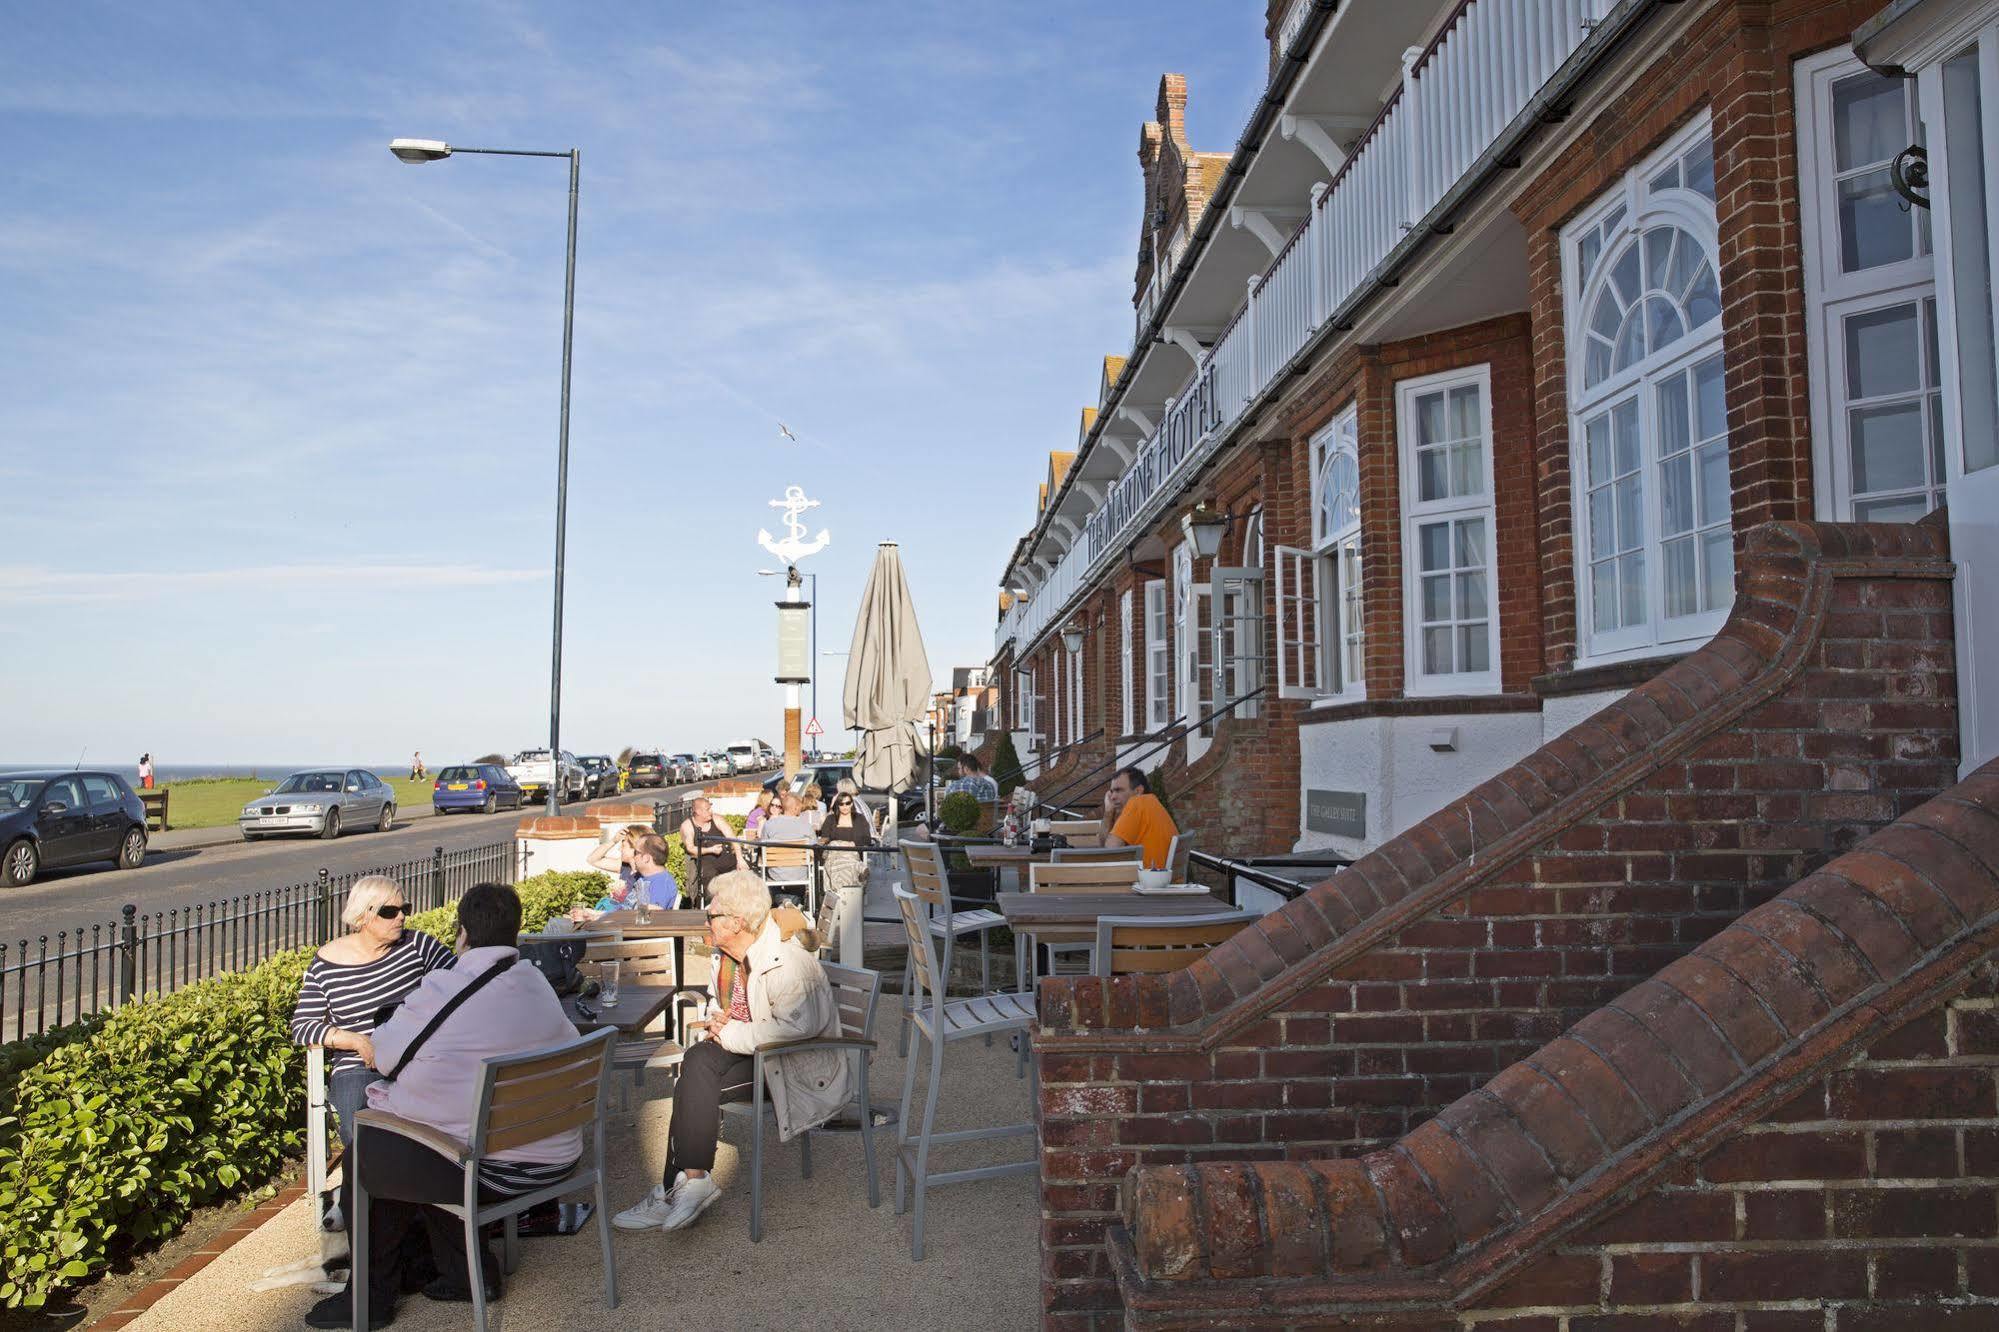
[778,423,799,443]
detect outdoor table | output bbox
[564,983,675,1037]
[963,843,1061,898]
[996,890,1234,990]
[593,908,712,1008]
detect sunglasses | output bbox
[375,903,408,920]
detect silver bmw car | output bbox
[239,769,396,841]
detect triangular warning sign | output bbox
[804,717,824,736]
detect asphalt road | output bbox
[0,781,708,946]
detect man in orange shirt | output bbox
[1102,766,1177,871]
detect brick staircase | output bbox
[1030,520,1964,1327]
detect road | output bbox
[0,781,707,946]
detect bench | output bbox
[138,788,169,832]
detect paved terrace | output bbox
[113,1034,1038,1331]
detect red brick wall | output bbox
[1031,520,1958,1327]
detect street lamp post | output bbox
[390,138,579,815]
[758,568,818,753]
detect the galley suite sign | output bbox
[1306,788,1367,839]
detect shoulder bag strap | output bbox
[381,956,519,1081]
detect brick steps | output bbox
[1109,760,1999,1325]
[1031,519,1962,1327]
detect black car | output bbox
[578,755,616,798]
[0,770,149,887]
[628,753,668,789]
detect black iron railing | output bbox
[1184,848,1338,905]
[0,838,517,1041]
[1035,685,1269,816]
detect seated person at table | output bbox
[612,871,850,1234]
[756,792,816,899]
[306,882,581,1329]
[570,832,680,922]
[1102,765,1178,871]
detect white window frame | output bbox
[1144,579,1169,731]
[1120,589,1135,737]
[1312,404,1365,699]
[1797,47,1946,523]
[1067,641,1084,746]
[1561,112,1732,667]
[1398,365,1500,696]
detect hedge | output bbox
[0,869,609,1310]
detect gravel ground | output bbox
[120,1031,1041,1332]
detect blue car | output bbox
[431,764,525,815]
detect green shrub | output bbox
[0,869,607,1310]
[937,791,982,835]
[990,731,1024,800]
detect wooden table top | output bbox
[593,908,711,938]
[995,891,1233,927]
[565,983,674,1035]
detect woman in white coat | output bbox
[612,870,852,1232]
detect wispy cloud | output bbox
[0,563,546,606]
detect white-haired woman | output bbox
[290,875,455,1148]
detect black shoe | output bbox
[304,1291,395,1329]
[422,1268,502,1304]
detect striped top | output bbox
[477,1156,575,1197]
[291,930,457,1074]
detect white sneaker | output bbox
[659,1174,721,1231]
[612,1174,685,1232]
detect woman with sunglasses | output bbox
[814,784,875,963]
[290,874,455,1151]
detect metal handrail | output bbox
[1185,848,1342,905]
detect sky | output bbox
[0,0,1264,766]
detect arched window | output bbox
[1564,116,1732,663]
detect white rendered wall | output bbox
[1539,688,1629,744]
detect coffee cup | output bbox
[1137,868,1172,892]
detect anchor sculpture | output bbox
[757,484,832,563]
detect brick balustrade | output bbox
[1112,758,1999,1325]
[1031,520,1961,1326]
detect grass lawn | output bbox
[157,774,440,830]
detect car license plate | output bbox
[448,783,468,791]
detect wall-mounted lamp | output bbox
[1061,625,1085,654]
[1182,503,1229,560]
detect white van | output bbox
[726,743,759,773]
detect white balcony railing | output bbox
[1000,0,1611,656]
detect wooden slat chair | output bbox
[1046,818,1103,847]
[895,841,1006,1057]
[1092,911,1259,977]
[351,1027,618,1332]
[1023,859,1144,978]
[1051,844,1144,863]
[760,844,817,916]
[718,962,884,1241]
[582,938,685,1105]
[891,886,1037,1261]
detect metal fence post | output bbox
[431,846,446,910]
[117,904,138,1006]
[316,868,333,945]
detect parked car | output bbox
[0,770,148,887]
[668,753,699,782]
[578,755,616,798]
[506,749,585,804]
[240,769,395,841]
[431,764,524,815]
[628,753,668,789]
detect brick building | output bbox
[988,0,1997,859]
[971,0,1999,1325]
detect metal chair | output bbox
[719,962,884,1241]
[351,1027,618,1332]
[1092,911,1258,977]
[582,938,685,1105]
[892,886,1037,1261]
[895,841,1007,1056]
[1022,859,1144,979]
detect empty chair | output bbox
[582,937,684,1103]
[1046,818,1103,846]
[892,886,1037,1260]
[719,963,884,1241]
[351,1027,618,1332]
[1092,911,1259,977]
[895,841,1007,1054]
[1051,844,1144,863]
[1023,859,1144,979]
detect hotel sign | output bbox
[1305,788,1367,839]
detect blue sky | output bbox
[1,0,1262,765]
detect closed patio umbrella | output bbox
[843,541,933,795]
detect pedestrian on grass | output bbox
[138,754,154,790]
[410,751,425,780]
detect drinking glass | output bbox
[636,895,653,926]
[600,959,621,1009]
